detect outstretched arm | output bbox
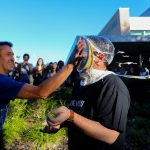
[16,39,86,99]
[17,64,73,99]
[46,106,120,144]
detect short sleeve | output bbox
[95,75,130,132]
[0,75,25,108]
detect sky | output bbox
[0,0,149,66]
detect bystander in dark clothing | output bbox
[17,53,33,83]
[33,58,45,86]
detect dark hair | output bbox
[23,53,30,59]
[58,60,64,69]
[36,57,44,67]
[0,41,13,48]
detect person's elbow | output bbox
[37,91,49,99]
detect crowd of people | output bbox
[114,64,150,76]
[9,54,71,87]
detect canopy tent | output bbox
[103,35,150,66]
[102,35,150,99]
[113,42,150,64]
[103,35,150,42]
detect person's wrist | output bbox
[66,63,74,70]
[67,109,74,122]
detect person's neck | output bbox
[95,64,107,71]
[24,61,28,64]
[0,68,8,75]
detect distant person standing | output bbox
[33,58,45,86]
[144,65,149,76]
[17,53,34,83]
[50,62,58,77]
[43,62,53,80]
[11,62,20,80]
[57,60,64,72]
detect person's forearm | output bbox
[72,112,119,144]
[37,64,73,98]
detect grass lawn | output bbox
[2,87,150,150]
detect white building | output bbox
[99,7,150,36]
[98,8,150,68]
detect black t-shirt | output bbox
[68,74,130,150]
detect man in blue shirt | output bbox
[0,40,85,148]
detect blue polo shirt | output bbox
[0,74,25,131]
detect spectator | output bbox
[33,58,45,86]
[57,60,64,72]
[50,62,58,77]
[10,62,20,80]
[17,53,34,83]
[43,62,53,79]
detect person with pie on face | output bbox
[44,36,130,150]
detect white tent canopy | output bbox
[103,35,150,42]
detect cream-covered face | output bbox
[91,51,106,70]
[0,45,15,74]
[79,51,108,86]
[79,52,101,76]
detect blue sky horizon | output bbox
[0,0,149,66]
